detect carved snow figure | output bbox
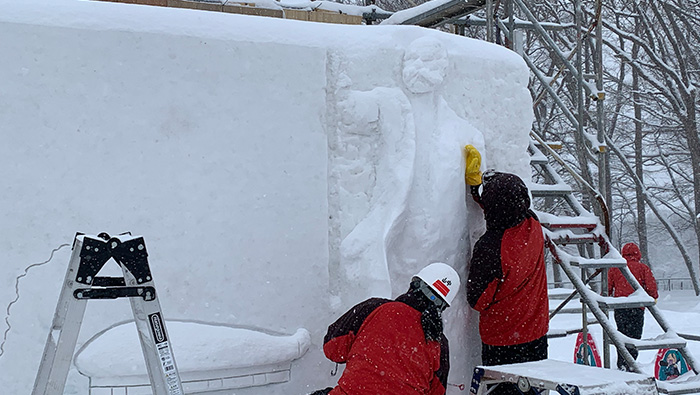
[329,37,486,390]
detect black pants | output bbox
[614,308,645,370]
[482,336,548,395]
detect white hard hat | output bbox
[415,262,461,306]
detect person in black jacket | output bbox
[464,145,549,395]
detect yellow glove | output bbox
[464,145,482,186]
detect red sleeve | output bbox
[322,298,389,363]
[643,265,659,299]
[323,332,355,363]
[607,268,615,296]
[428,376,447,395]
[428,335,449,395]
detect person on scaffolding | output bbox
[608,241,658,371]
[308,262,461,395]
[464,145,549,395]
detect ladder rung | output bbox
[548,289,576,300]
[542,222,598,231]
[549,307,582,314]
[569,256,627,269]
[550,234,599,245]
[530,154,549,165]
[657,381,700,395]
[679,332,700,342]
[597,298,656,309]
[625,338,687,351]
[547,320,600,338]
[533,140,563,150]
[92,276,127,287]
[530,184,572,197]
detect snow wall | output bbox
[0,1,533,394]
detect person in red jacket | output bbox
[608,242,659,371]
[464,146,549,395]
[310,262,460,395]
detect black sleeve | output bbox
[470,185,483,207]
[323,298,391,344]
[527,208,539,221]
[436,334,450,389]
[466,230,503,308]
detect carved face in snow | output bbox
[402,38,449,94]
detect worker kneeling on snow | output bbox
[310,263,460,395]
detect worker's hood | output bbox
[481,171,530,230]
[622,242,642,262]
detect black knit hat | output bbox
[481,171,531,229]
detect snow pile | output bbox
[0,0,533,393]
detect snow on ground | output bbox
[549,291,700,380]
[1,0,698,394]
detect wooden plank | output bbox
[283,9,309,21]
[222,4,284,18]
[167,0,223,11]
[308,10,362,25]
[95,0,168,6]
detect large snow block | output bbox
[0,1,534,394]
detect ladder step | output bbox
[550,234,599,245]
[547,320,600,338]
[548,289,576,300]
[598,296,656,310]
[569,256,627,269]
[679,332,700,342]
[535,212,599,231]
[657,381,700,395]
[533,140,563,150]
[529,153,549,165]
[530,183,573,197]
[625,338,687,351]
[544,223,598,231]
[550,307,582,314]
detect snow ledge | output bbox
[75,321,310,392]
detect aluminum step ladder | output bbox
[32,232,183,395]
[528,134,700,394]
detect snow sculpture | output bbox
[330,37,486,305]
[331,72,416,305]
[327,37,487,390]
[386,36,485,292]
